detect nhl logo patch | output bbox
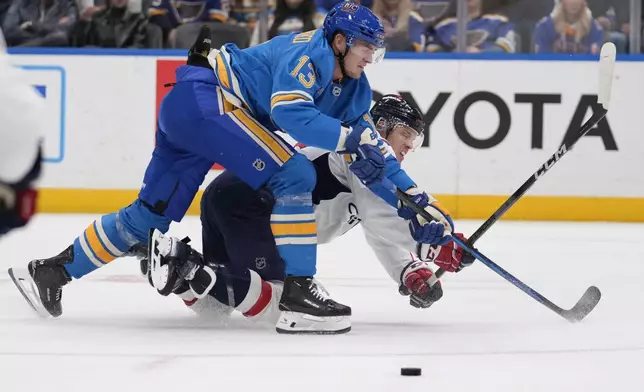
[255,257,266,270]
[332,86,342,96]
[253,159,266,171]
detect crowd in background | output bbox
[0,0,638,53]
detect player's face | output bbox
[387,124,420,162]
[344,41,383,78]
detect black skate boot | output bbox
[8,245,72,318]
[276,276,351,335]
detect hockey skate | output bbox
[8,245,72,318]
[276,276,351,334]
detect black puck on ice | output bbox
[400,367,422,376]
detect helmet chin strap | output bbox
[336,46,351,80]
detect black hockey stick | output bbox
[395,189,601,323]
[432,42,616,281]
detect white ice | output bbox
[1,215,643,392]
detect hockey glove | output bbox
[349,148,386,186]
[340,125,386,186]
[417,232,475,273]
[397,188,454,245]
[399,260,443,309]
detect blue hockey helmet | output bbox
[323,2,386,63]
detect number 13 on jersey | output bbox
[290,56,316,89]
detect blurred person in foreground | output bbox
[73,0,148,48]
[249,0,325,46]
[426,0,516,53]
[0,30,42,236]
[372,0,425,51]
[1,0,77,46]
[534,0,604,54]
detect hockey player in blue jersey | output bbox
[7,2,425,334]
[10,2,455,334]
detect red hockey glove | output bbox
[399,260,443,309]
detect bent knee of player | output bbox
[118,199,172,243]
[267,153,316,198]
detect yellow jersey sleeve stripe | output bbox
[270,93,312,108]
[215,53,231,90]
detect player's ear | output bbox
[332,33,347,53]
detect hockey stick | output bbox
[395,189,601,323]
[432,42,616,280]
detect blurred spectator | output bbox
[587,0,628,52]
[534,0,604,54]
[414,0,449,24]
[1,0,12,24]
[250,0,324,46]
[315,0,371,12]
[148,0,229,46]
[426,0,516,53]
[2,0,77,46]
[73,0,148,48]
[230,0,260,30]
[487,0,554,52]
[372,0,425,51]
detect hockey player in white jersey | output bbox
[0,30,43,237]
[146,95,474,333]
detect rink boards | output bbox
[8,50,644,222]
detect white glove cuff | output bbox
[335,126,352,152]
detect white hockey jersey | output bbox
[302,147,420,285]
[0,31,44,183]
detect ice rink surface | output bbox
[1,214,643,392]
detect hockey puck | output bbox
[400,367,422,376]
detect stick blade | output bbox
[598,42,616,111]
[562,286,602,323]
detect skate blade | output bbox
[276,311,351,335]
[7,267,51,318]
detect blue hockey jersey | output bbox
[211,28,373,152]
[426,13,516,53]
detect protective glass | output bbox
[391,123,425,151]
